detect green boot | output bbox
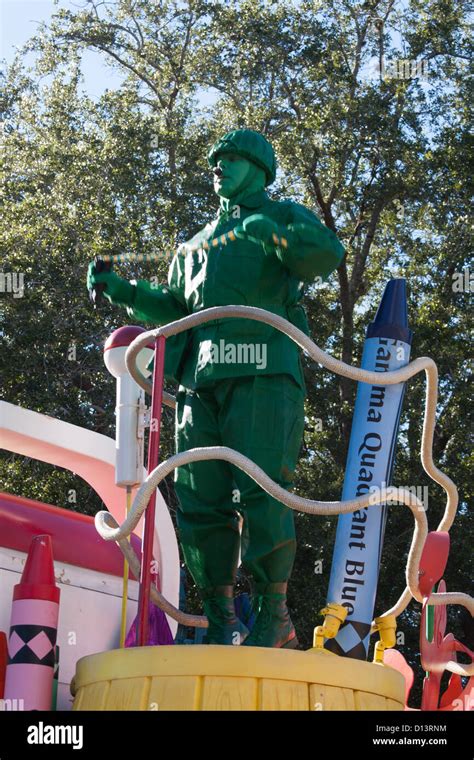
[242,582,299,649]
[201,585,249,645]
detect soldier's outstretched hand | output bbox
[234,214,282,251]
[86,261,134,305]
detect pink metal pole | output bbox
[137,335,166,647]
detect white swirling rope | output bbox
[94,306,473,676]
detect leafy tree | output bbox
[1,0,471,707]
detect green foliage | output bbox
[1,0,471,707]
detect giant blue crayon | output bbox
[325,279,413,659]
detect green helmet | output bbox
[207,129,276,186]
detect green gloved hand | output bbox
[234,214,292,253]
[87,261,135,306]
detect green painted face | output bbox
[213,153,253,198]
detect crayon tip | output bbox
[374,279,408,326]
[367,278,413,344]
[20,535,56,586]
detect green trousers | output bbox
[174,374,305,589]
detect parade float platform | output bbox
[71,645,405,711]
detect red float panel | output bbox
[0,491,141,579]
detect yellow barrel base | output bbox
[71,645,405,711]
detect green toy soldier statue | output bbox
[88,129,345,648]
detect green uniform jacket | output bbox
[125,190,345,390]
